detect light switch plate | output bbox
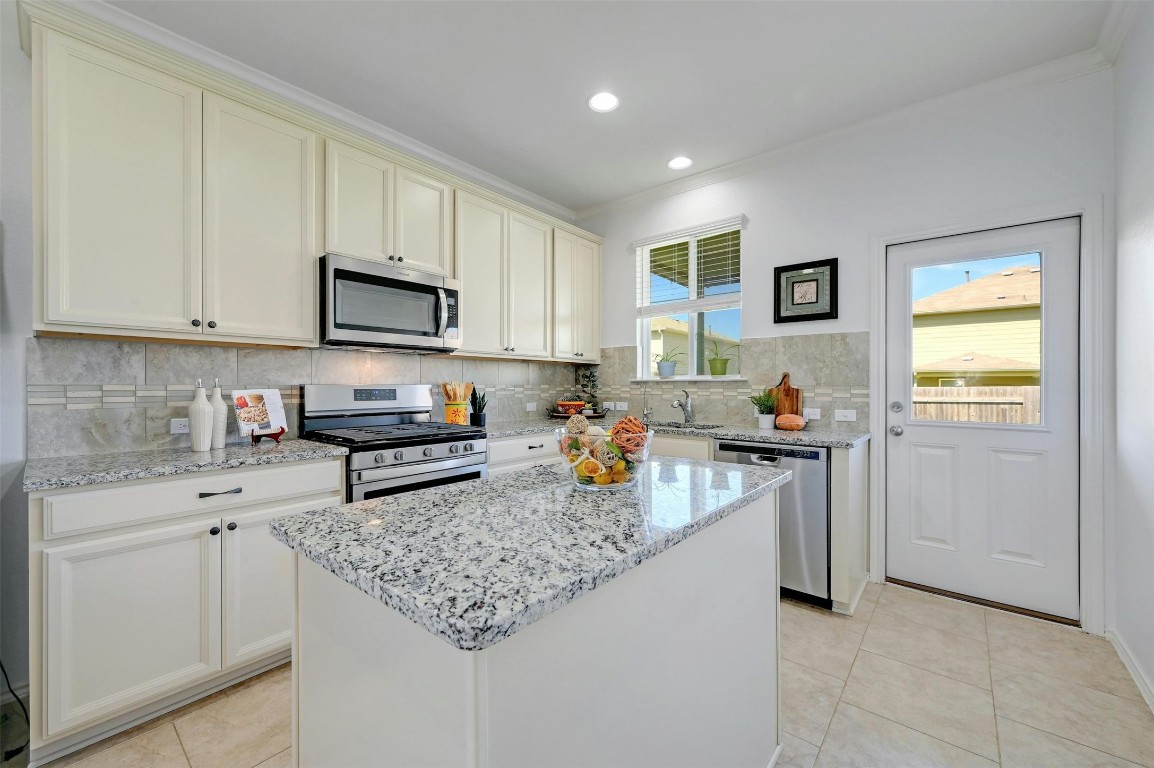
[526,402,537,412]
[803,408,822,420]
[835,409,857,422]
[617,401,629,411]
[170,418,189,434]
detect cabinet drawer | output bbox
[44,460,342,539]
[488,433,558,466]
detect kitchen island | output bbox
[271,457,791,768]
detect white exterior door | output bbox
[43,519,222,735]
[885,217,1080,620]
[40,29,202,333]
[203,94,318,343]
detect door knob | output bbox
[889,425,904,437]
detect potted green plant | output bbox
[469,386,487,427]
[749,388,778,430]
[577,366,600,411]
[653,348,683,378]
[706,340,740,376]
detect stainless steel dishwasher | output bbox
[713,440,831,608]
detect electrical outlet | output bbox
[170,418,190,434]
[834,409,857,422]
[526,402,537,412]
[617,401,629,411]
[803,408,822,420]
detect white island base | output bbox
[292,492,781,768]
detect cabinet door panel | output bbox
[203,94,318,342]
[507,213,552,358]
[455,192,507,355]
[223,499,333,668]
[394,167,452,276]
[553,229,577,359]
[325,140,393,262]
[574,236,601,362]
[41,30,202,332]
[44,520,221,736]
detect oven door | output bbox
[350,459,488,501]
[323,253,460,350]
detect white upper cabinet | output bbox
[203,95,319,343]
[553,230,601,363]
[455,191,507,355]
[40,29,203,332]
[325,141,453,276]
[325,140,393,263]
[394,166,454,276]
[507,213,552,359]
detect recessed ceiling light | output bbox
[667,156,693,170]
[588,92,619,113]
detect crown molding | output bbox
[575,47,1111,221]
[1096,0,1143,64]
[18,0,578,224]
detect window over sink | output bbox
[635,217,744,378]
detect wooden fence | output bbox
[911,387,1041,425]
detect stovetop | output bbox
[308,423,485,449]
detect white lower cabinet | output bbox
[31,458,343,746]
[43,519,222,736]
[650,434,713,460]
[488,432,562,475]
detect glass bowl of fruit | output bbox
[556,415,652,491]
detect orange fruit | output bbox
[581,459,604,477]
[593,473,613,485]
[611,470,630,483]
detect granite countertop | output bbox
[270,458,791,651]
[23,439,349,492]
[486,417,870,449]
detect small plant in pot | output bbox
[749,388,778,431]
[653,348,683,378]
[577,366,601,412]
[469,386,487,427]
[707,340,740,376]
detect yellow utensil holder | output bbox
[444,402,468,425]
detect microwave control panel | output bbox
[446,295,459,339]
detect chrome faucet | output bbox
[671,390,695,424]
[641,388,653,427]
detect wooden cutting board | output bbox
[770,372,803,416]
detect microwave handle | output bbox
[436,288,449,337]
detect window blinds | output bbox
[636,227,741,318]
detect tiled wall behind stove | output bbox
[24,338,578,459]
[597,332,871,431]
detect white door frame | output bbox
[869,196,1110,635]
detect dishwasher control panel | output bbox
[716,443,825,462]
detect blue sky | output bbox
[911,252,1041,301]
[650,274,741,340]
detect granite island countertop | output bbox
[270,458,790,651]
[486,417,870,449]
[23,439,349,492]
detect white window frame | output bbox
[633,215,745,379]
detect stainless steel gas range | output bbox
[301,384,487,501]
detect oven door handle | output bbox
[436,288,449,337]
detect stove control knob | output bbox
[423,447,434,457]
[393,450,404,461]
[449,444,461,454]
[374,452,386,464]
[464,442,475,452]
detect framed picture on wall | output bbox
[774,258,838,323]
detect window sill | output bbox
[630,376,749,383]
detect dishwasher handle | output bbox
[750,455,781,465]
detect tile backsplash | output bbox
[596,332,871,431]
[25,338,578,459]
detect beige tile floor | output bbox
[782,583,1154,768]
[24,583,1154,767]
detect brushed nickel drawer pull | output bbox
[528,444,544,449]
[199,487,243,499]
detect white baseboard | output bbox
[765,742,784,768]
[1106,630,1154,713]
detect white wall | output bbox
[1112,4,1154,699]
[581,68,1115,347]
[0,1,33,694]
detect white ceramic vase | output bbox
[188,380,214,452]
[210,379,228,449]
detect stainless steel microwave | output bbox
[321,253,461,352]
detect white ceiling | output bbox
[107,1,1111,213]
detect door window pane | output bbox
[910,253,1041,425]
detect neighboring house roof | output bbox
[649,316,740,344]
[913,266,1040,315]
[917,352,1037,373]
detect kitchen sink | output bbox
[648,421,722,430]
